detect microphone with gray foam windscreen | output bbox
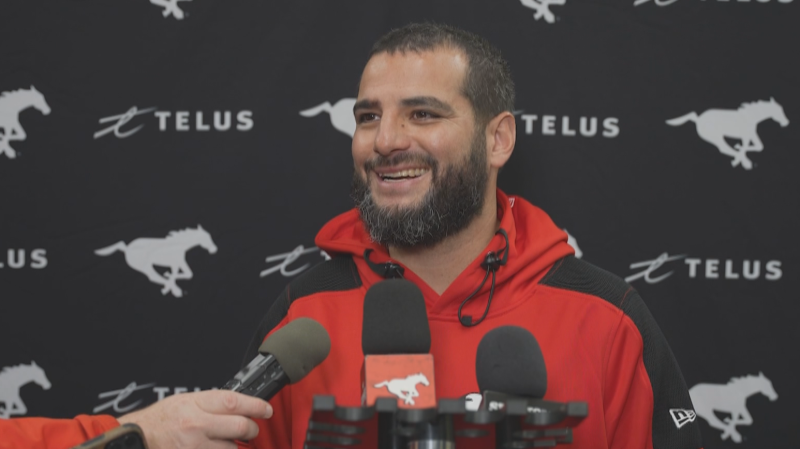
[223,317,331,400]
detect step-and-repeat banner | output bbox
[1,1,797,447]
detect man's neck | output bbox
[388,197,499,295]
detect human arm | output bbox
[0,414,119,449]
[117,389,272,449]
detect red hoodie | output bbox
[241,190,703,449]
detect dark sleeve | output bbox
[241,255,362,367]
[605,290,703,449]
[541,256,703,448]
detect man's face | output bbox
[351,47,489,247]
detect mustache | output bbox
[363,152,439,172]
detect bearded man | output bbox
[243,23,703,449]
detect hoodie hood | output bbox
[315,189,575,322]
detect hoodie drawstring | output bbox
[362,228,509,327]
[458,229,509,327]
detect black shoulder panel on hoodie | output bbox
[540,256,703,449]
[241,255,362,367]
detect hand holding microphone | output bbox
[117,317,330,449]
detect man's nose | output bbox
[374,115,411,156]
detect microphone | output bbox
[476,325,547,406]
[475,325,548,448]
[223,317,331,400]
[361,279,438,449]
[476,326,587,447]
[361,279,435,408]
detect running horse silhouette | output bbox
[374,373,430,406]
[150,0,192,20]
[95,225,217,298]
[520,0,566,24]
[667,98,789,170]
[0,362,51,418]
[689,372,778,443]
[299,98,357,138]
[0,86,51,159]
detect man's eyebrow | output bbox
[401,96,454,113]
[353,99,379,112]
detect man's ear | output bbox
[486,112,516,169]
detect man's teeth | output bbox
[380,168,429,180]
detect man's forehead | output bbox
[357,47,469,101]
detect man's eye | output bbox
[412,111,435,119]
[358,113,378,123]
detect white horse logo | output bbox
[689,372,778,443]
[0,362,51,418]
[520,0,566,24]
[95,225,217,298]
[300,98,357,138]
[0,86,51,159]
[150,0,192,20]
[374,373,430,405]
[667,98,789,170]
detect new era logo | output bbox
[670,408,697,429]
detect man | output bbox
[242,23,703,449]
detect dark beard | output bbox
[350,133,488,248]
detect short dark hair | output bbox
[369,23,515,127]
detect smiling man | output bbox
[243,23,703,449]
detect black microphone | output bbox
[476,326,587,447]
[476,325,547,403]
[223,317,331,400]
[362,279,431,355]
[361,279,439,449]
[476,325,547,448]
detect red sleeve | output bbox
[0,415,119,449]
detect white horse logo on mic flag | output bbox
[374,373,430,405]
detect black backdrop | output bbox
[1,0,797,447]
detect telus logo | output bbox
[94,107,254,139]
[519,114,619,138]
[0,249,47,269]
